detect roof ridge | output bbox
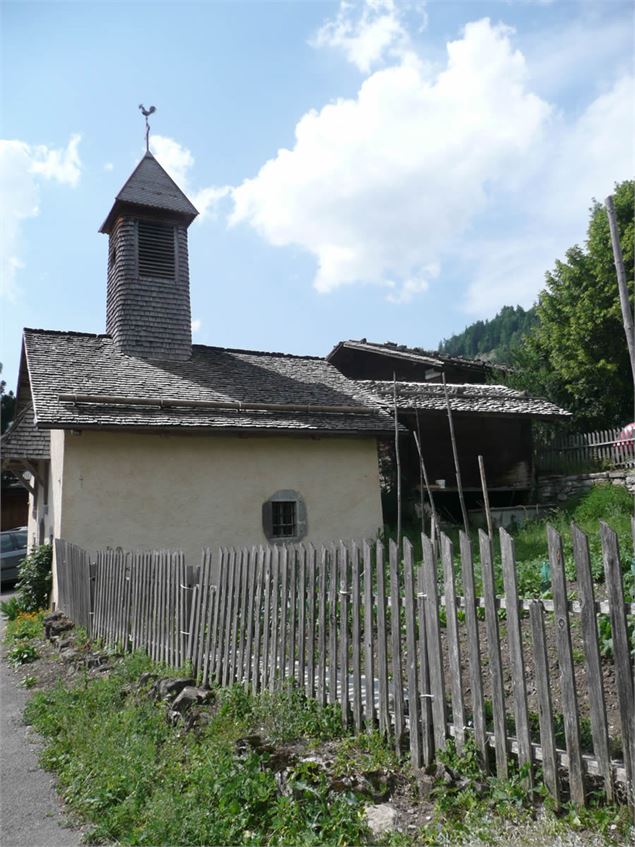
[193,343,325,362]
[24,327,111,339]
[345,339,507,369]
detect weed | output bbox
[0,596,21,620]
[332,730,400,777]
[21,674,37,689]
[5,610,45,643]
[7,642,38,667]
[250,681,346,743]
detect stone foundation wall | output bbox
[536,468,635,503]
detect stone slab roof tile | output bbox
[360,379,570,419]
[23,330,394,435]
[330,339,508,373]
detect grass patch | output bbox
[24,656,371,846]
[23,656,633,846]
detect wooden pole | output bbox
[478,454,494,540]
[606,195,635,388]
[415,410,426,536]
[413,425,439,546]
[442,374,469,534]
[393,373,402,549]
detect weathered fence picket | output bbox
[54,519,634,816]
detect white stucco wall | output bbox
[54,430,384,567]
[26,454,56,551]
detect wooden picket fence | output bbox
[538,426,635,473]
[54,523,635,815]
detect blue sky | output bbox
[1,0,633,392]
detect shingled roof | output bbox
[22,329,395,435]
[1,403,50,461]
[327,339,508,374]
[100,152,199,233]
[360,380,570,420]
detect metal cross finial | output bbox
[138,104,156,152]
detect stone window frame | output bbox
[262,489,307,544]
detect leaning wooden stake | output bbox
[393,373,402,547]
[478,455,494,541]
[413,424,439,545]
[415,410,426,535]
[442,374,469,534]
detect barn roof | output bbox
[327,339,508,375]
[99,152,199,233]
[360,380,570,420]
[20,329,395,436]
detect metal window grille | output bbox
[271,501,296,538]
[138,220,175,280]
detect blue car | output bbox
[1,528,28,586]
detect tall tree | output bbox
[512,179,634,430]
[0,364,16,435]
[438,305,537,364]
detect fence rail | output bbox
[54,522,635,816]
[537,426,634,473]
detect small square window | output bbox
[272,501,297,538]
[263,490,307,543]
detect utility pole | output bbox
[606,195,635,391]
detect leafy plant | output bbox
[15,544,52,612]
[5,611,45,643]
[7,642,38,667]
[0,596,21,620]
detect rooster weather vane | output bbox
[139,104,156,152]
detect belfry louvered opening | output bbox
[138,220,176,280]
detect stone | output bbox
[365,803,397,837]
[152,677,195,701]
[59,648,81,663]
[45,617,74,638]
[170,685,210,714]
[43,610,65,623]
[364,770,395,802]
[85,653,109,669]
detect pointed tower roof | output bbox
[99,152,198,233]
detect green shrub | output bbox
[571,484,633,524]
[16,544,52,612]
[0,596,21,620]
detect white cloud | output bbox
[0,134,82,299]
[104,162,114,172]
[191,318,202,333]
[312,0,426,73]
[464,72,635,316]
[150,135,231,220]
[228,5,633,312]
[231,18,551,303]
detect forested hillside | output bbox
[438,305,537,363]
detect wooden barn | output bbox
[327,339,508,384]
[327,341,570,517]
